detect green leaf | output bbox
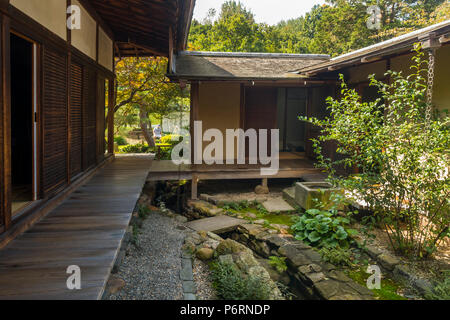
[335,226,348,240]
[308,231,321,243]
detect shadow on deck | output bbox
[0,155,153,300]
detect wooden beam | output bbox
[1,14,11,229]
[361,55,381,63]
[439,33,450,44]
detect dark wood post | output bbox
[107,78,114,154]
[1,14,11,229]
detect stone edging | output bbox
[362,243,433,295]
[231,224,375,300]
[181,250,197,300]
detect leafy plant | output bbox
[268,256,288,273]
[138,204,151,219]
[319,246,353,267]
[114,136,128,146]
[210,261,273,300]
[160,134,182,146]
[130,223,140,248]
[120,142,151,154]
[222,201,244,212]
[425,271,450,300]
[301,47,449,258]
[256,204,269,215]
[291,204,358,248]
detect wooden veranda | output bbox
[0,155,152,300]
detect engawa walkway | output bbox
[0,155,152,300]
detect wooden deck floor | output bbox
[147,152,322,181]
[0,155,152,300]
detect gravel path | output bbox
[107,212,187,300]
[193,259,217,300]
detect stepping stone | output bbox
[186,216,245,233]
[262,198,295,213]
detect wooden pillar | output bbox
[262,178,268,188]
[1,14,11,229]
[107,78,115,154]
[190,83,199,200]
[191,173,198,200]
[190,82,199,165]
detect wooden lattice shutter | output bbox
[96,77,105,162]
[70,62,83,177]
[83,68,97,169]
[42,47,68,195]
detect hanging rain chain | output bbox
[425,48,436,128]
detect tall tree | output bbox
[114,57,186,147]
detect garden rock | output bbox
[255,185,269,195]
[188,200,223,217]
[378,253,401,271]
[216,239,251,255]
[234,251,259,272]
[196,248,214,261]
[106,276,126,295]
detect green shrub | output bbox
[121,142,151,153]
[301,47,449,258]
[210,261,273,300]
[138,204,151,219]
[425,272,450,300]
[291,206,357,248]
[114,136,128,146]
[319,246,353,266]
[268,256,288,273]
[160,134,182,146]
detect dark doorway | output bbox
[11,33,34,213]
[244,87,277,159]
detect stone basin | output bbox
[294,182,342,210]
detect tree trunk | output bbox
[139,110,156,148]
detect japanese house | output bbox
[167,20,450,198]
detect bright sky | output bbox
[193,0,326,25]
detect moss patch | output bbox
[346,268,407,300]
[221,204,296,233]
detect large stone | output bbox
[255,185,269,195]
[378,253,401,271]
[278,244,310,268]
[302,249,323,264]
[298,264,322,274]
[265,235,289,249]
[262,198,295,213]
[218,254,234,264]
[183,281,197,294]
[180,259,194,281]
[314,279,340,299]
[307,272,327,283]
[238,224,267,238]
[106,276,126,295]
[364,244,383,259]
[207,232,223,242]
[216,239,251,255]
[393,264,413,282]
[234,251,259,273]
[196,248,214,261]
[327,270,352,283]
[188,200,224,217]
